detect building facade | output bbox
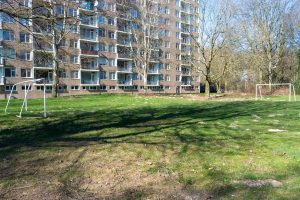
[0,0,201,99]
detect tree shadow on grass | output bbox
[0,100,299,199]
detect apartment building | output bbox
[0,0,201,99]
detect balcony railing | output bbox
[34,62,53,68]
[117,39,131,46]
[181,70,191,75]
[147,81,159,86]
[80,18,97,26]
[80,35,97,41]
[117,66,132,72]
[79,2,95,11]
[181,28,190,33]
[182,59,191,64]
[81,63,98,70]
[81,79,98,84]
[0,57,3,65]
[0,76,4,85]
[148,69,159,74]
[181,81,192,85]
[33,44,53,51]
[181,17,190,24]
[117,26,131,33]
[118,80,132,85]
[181,38,190,44]
[118,53,132,59]
[81,49,98,55]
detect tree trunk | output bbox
[205,80,210,97]
[52,60,58,98]
[268,61,272,92]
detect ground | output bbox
[0,94,300,199]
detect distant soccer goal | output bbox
[4,79,47,118]
[255,83,296,101]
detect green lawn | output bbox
[0,94,300,199]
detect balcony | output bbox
[117,26,131,33]
[181,48,191,54]
[118,53,132,59]
[181,38,190,44]
[181,17,190,24]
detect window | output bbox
[58,85,67,91]
[176,10,180,18]
[70,55,79,64]
[21,68,31,78]
[99,43,106,51]
[165,52,170,59]
[98,28,106,37]
[68,8,77,17]
[1,13,15,23]
[176,43,180,49]
[176,22,180,29]
[2,30,14,41]
[99,57,107,65]
[176,65,181,71]
[61,39,67,47]
[165,86,170,90]
[108,18,114,25]
[55,6,64,15]
[71,70,79,79]
[71,85,79,90]
[3,48,16,59]
[165,63,170,70]
[100,71,106,79]
[109,86,116,90]
[98,16,105,24]
[20,18,30,26]
[176,54,180,60]
[107,3,114,11]
[4,67,16,77]
[58,70,67,78]
[70,25,77,33]
[165,30,170,37]
[108,31,115,39]
[176,75,180,81]
[99,85,106,90]
[109,72,116,80]
[176,32,180,39]
[20,0,30,7]
[165,75,170,81]
[108,59,115,66]
[165,41,170,48]
[19,32,31,43]
[109,45,115,52]
[22,85,32,90]
[19,51,31,60]
[5,85,16,92]
[70,40,78,48]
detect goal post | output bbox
[4,78,47,118]
[255,83,296,101]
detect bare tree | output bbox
[240,0,298,89]
[190,0,235,97]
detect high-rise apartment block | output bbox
[0,0,201,98]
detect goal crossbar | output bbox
[4,78,47,118]
[255,83,296,101]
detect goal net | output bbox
[255,83,296,101]
[4,79,47,118]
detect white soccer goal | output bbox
[4,78,47,118]
[255,83,296,101]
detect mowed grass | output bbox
[0,94,300,199]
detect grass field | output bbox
[0,94,300,199]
